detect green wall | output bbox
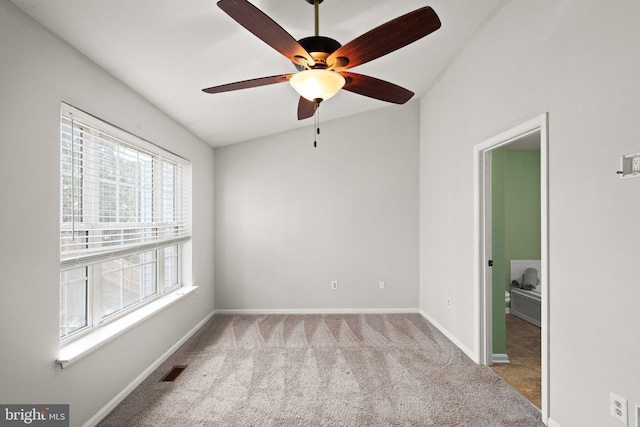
[505,151,541,262]
[492,148,541,354]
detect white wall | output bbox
[419,1,640,426]
[0,2,215,426]
[215,102,419,311]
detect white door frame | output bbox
[473,113,549,422]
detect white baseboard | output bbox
[547,417,561,427]
[214,308,420,315]
[492,353,510,364]
[83,310,216,427]
[418,310,476,361]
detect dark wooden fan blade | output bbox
[218,0,315,67]
[341,72,414,104]
[202,74,293,94]
[297,97,317,120]
[327,7,441,71]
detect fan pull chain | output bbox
[313,103,320,148]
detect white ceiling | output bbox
[11,0,505,147]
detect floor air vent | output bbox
[160,365,188,382]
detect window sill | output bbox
[57,285,198,369]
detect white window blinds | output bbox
[60,104,191,269]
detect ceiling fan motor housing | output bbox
[294,36,342,71]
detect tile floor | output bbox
[491,314,541,408]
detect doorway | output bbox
[473,114,549,421]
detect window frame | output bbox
[59,103,191,343]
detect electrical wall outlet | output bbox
[379,281,385,290]
[610,392,628,425]
[447,298,452,309]
[620,152,640,178]
[331,280,338,290]
[195,291,199,303]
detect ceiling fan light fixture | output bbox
[289,69,345,102]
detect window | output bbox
[59,104,191,340]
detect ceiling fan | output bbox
[202,0,441,121]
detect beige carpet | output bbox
[98,314,544,426]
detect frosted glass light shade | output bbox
[289,69,345,102]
